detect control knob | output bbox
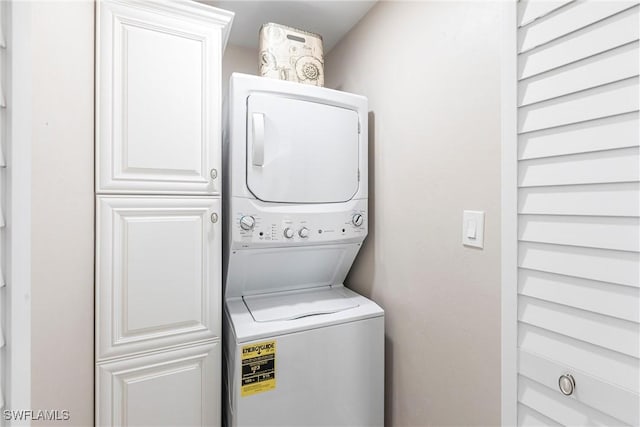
[239,215,255,231]
[299,227,309,238]
[283,227,294,239]
[352,213,364,227]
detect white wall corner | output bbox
[500,0,518,426]
[7,1,32,424]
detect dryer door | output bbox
[246,93,360,203]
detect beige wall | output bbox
[325,2,502,425]
[222,43,258,95]
[30,2,95,425]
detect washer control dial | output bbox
[283,227,294,239]
[352,214,364,227]
[239,215,255,231]
[298,227,309,238]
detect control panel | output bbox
[230,198,368,249]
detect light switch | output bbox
[462,210,484,248]
[466,219,477,238]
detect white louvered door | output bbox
[514,1,640,425]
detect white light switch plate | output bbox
[462,210,485,248]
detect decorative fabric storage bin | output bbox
[259,23,324,87]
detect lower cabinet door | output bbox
[96,341,220,427]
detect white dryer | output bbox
[223,73,384,427]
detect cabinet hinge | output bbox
[358,120,361,134]
[357,169,360,181]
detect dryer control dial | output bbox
[239,215,255,231]
[352,214,364,227]
[298,227,309,238]
[283,227,294,239]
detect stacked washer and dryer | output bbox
[223,73,384,426]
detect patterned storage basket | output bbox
[259,23,324,87]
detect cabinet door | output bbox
[97,0,222,194]
[96,341,220,427]
[96,196,221,360]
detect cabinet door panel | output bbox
[96,341,220,426]
[97,196,221,360]
[97,1,221,194]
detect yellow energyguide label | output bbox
[241,340,276,397]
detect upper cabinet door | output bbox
[97,0,232,195]
[246,94,361,203]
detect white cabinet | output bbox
[95,1,232,425]
[96,196,221,359]
[96,341,220,427]
[96,0,232,195]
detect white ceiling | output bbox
[205,1,377,52]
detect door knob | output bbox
[211,213,219,224]
[210,168,218,179]
[558,374,575,396]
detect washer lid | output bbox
[227,286,384,343]
[246,93,360,203]
[243,286,359,322]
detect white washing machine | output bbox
[222,73,384,427]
